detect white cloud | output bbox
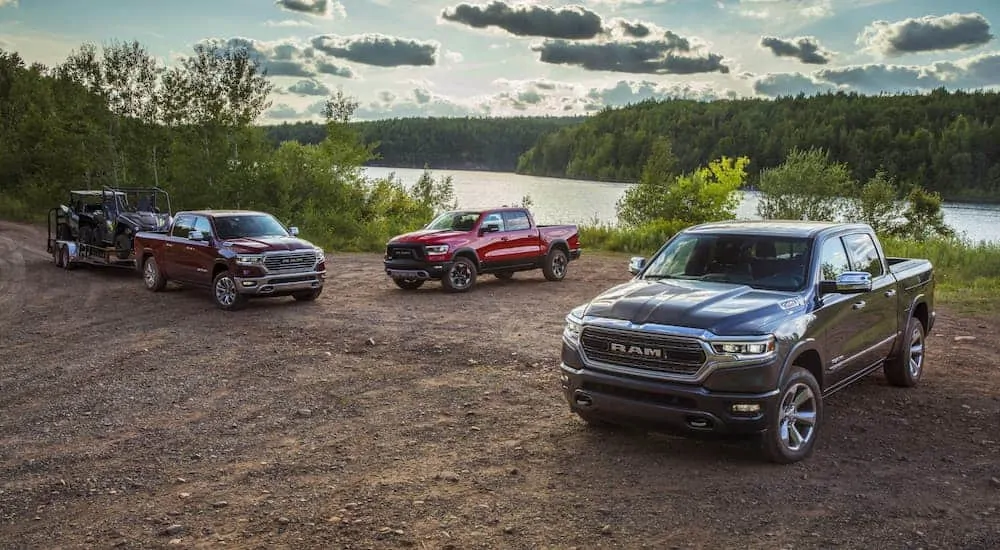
[0,0,19,7]
[263,19,317,28]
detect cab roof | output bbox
[685,220,869,239]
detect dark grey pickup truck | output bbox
[560,221,935,463]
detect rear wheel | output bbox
[212,271,247,311]
[542,248,568,281]
[883,316,925,387]
[142,255,166,291]
[441,256,477,293]
[292,288,322,301]
[761,366,822,464]
[115,232,132,260]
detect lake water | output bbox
[363,166,1000,243]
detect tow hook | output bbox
[574,391,593,408]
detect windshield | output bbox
[425,211,481,231]
[641,233,812,292]
[214,214,290,239]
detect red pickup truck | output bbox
[383,206,581,292]
[134,210,326,310]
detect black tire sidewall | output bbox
[543,248,568,281]
[443,257,476,292]
[763,366,823,464]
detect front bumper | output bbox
[384,258,453,280]
[234,270,325,295]
[560,362,778,435]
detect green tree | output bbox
[847,169,901,234]
[615,137,680,227]
[757,147,855,221]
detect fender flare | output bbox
[451,247,480,268]
[546,239,569,256]
[777,337,825,388]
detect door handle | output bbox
[500,237,509,241]
[165,243,173,248]
[853,301,866,310]
[185,246,195,251]
[884,289,897,297]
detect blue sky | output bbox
[1,0,997,122]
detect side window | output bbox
[817,237,850,281]
[171,215,194,238]
[843,233,884,277]
[502,210,532,231]
[193,216,213,237]
[481,212,505,232]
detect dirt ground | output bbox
[1,219,998,550]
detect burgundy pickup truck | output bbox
[384,206,581,292]
[134,210,326,310]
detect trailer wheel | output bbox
[142,255,166,292]
[60,246,75,271]
[53,245,63,268]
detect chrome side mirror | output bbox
[820,271,872,294]
[188,230,205,241]
[628,256,647,275]
[289,226,300,236]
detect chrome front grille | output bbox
[580,326,707,375]
[264,251,317,272]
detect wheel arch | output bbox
[452,247,480,269]
[780,340,825,391]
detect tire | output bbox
[542,248,569,282]
[79,226,94,248]
[115,233,132,260]
[212,270,247,311]
[883,316,925,387]
[60,246,75,271]
[441,256,477,293]
[494,271,514,280]
[761,366,823,464]
[292,288,322,301]
[53,245,63,268]
[142,255,167,291]
[393,278,425,290]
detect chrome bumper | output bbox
[234,270,325,295]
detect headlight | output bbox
[425,244,449,255]
[236,254,264,266]
[564,312,583,345]
[315,247,325,263]
[711,336,776,356]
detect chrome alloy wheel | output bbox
[215,275,238,306]
[778,382,817,453]
[908,325,925,378]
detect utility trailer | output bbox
[47,207,139,270]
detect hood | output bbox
[120,211,171,230]
[581,278,804,336]
[218,236,317,254]
[388,229,471,245]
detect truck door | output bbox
[165,214,196,282]
[842,232,898,366]
[477,212,507,268]
[814,235,865,386]
[500,209,541,268]
[186,215,217,286]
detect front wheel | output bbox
[212,271,247,311]
[883,316,925,387]
[761,366,823,464]
[542,248,568,281]
[292,288,322,302]
[115,233,132,260]
[142,255,166,291]
[441,257,477,293]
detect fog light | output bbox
[731,403,760,414]
[241,281,257,287]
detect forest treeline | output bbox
[0,42,457,250]
[264,116,583,172]
[514,91,1000,202]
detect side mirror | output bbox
[628,256,647,275]
[188,230,206,241]
[819,271,872,294]
[479,223,500,235]
[289,226,300,236]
